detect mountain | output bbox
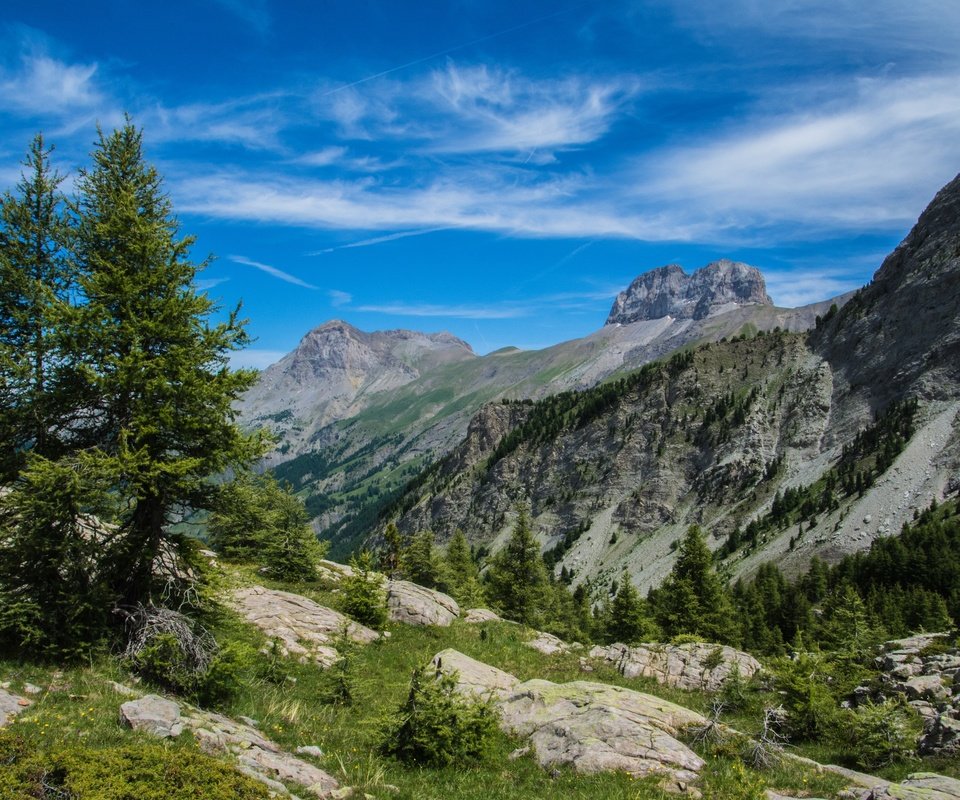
[606,260,772,324]
[379,174,960,593]
[240,262,848,558]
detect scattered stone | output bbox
[433,649,707,786]
[509,745,531,760]
[525,630,572,656]
[297,745,324,758]
[883,633,951,653]
[232,586,378,667]
[120,694,184,738]
[900,675,949,702]
[589,642,762,692]
[463,608,501,623]
[121,696,342,798]
[386,580,459,627]
[238,715,260,728]
[22,683,42,695]
[0,687,30,727]
[920,715,960,756]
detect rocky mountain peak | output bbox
[606,259,773,325]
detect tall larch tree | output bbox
[66,120,263,608]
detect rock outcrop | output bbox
[432,648,706,789]
[606,260,772,325]
[119,695,341,798]
[0,687,30,727]
[232,586,379,666]
[386,580,460,627]
[463,608,502,623]
[865,633,960,756]
[590,642,762,692]
[525,630,576,656]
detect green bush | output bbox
[0,732,270,799]
[381,667,499,767]
[774,650,840,741]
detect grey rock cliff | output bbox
[606,260,772,325]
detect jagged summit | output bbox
[606,259,773,325]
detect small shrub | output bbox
[381,667,499,767]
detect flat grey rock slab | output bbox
[386,579,459,626]
[0,687,30,727]
[433,649,707,787]
[233,586,378,667]
[120,695,341,798]
[525,631,573,656]
[463,608,501,623]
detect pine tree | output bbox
[485,505,548,626]
[382,521,405,578]
[605,569,657,645]
[444,530,486,608]
[403,529,444,589]
[64,121,263,608]
[210,472,325,581]
[0,134,72,480]
[652,525,741,645]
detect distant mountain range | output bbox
[240,174,959,590]
[240,258,849,559]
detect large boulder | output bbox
[386,580,459,627]
[463,608,502,623]
[119,694,184,738]
[432,649,707,789]
[589,642,762,692]
[0,688,30,727]
[232,586,378,667]
[432,649,520,699]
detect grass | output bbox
[1,563,944,799]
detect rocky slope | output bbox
[382,174,960,593]
[240,265,845,557]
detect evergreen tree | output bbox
[605,569,657,644]
[0,134,72,480]
[64,121,263,608]
[341,550,387,630]
[0,451,120,658]
[444,530,486,608]
[485,505,548,626]
[382,521,405,578]
[652,525,741,645]
[210,472,325,581]
[402,529,444,589]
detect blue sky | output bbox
[2,1,959,366]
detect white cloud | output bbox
[764,269,863,307]
[0,52,105,118]
[635,74,960,233]
[354,302,529,320]
[228,255,318,289]
[329,289,352,306]
[229,348,287,370]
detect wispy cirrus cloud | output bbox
[353,301,529,320]
[313,62,640,157]
[0,47,106,120]
[210,0,271,34]
[635,74,960,234]
[228,255,318,289]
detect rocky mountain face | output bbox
[382,174,960,593]
[239,320,475,464]
[240,263,846,559]
[606,260,772,325]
